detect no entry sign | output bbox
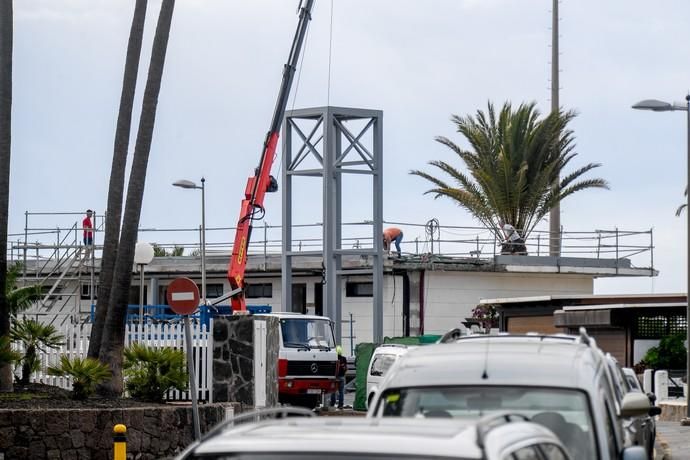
[166,277,200,315]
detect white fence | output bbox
[11,320,214,402]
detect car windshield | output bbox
[280,318,335,350]
[377,386,597,460]
[192,455,472,460]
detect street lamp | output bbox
[633,95,690,424]
[133,242,154,332]
[173,178,207,307]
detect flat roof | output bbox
[480,293,686,305]
[561,302,687,311]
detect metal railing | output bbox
[9,212,655,274]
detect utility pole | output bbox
[549,0,561,256]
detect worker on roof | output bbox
[383,227,404,257]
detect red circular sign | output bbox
[166,277,200,315]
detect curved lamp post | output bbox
[172,178,207,307]
[633,95,690,424]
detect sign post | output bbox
[167,277,201,440]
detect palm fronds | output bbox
[411,101,609,238]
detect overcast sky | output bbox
[7,0,690,295]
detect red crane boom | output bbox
[228,0,315,311]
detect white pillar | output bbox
[654,370,669,401]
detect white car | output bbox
[367,331,651,460]
[366,344,414,408]
[176,407,572,460]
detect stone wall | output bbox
[0,403,236,460]
[213,315,279,407]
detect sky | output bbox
[7,0,690,295]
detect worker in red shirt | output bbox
[83,209,93,259]
[383,227,403,257]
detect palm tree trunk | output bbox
[98,0,176,396]
[0,0,13,393]
[88,0,148,360]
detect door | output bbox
[314,282,323,316]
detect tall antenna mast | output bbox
[549,0,561,256]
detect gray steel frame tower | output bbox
[281,106,384,343]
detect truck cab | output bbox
[259,312,338,408]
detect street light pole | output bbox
[200,177,206,306]
[633,96,690,424]
[172,178,207,308]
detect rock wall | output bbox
[0,403,237,459]
[212,315,279,407]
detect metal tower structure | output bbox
[281,106,384,343]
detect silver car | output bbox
[368,331,650,460]
[176,407,571,460]
[621,366,659,457]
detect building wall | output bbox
[422,272,593,336]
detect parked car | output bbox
[366,343,414,408]
[367,330,650,460]
[176,407,572,460]
[621,366,660,457]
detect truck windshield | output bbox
[280,319,335,350]
[377,386,596,460]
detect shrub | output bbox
[0,335,21,367]
[471,304,498,331]
[123,343,188,402]
[642,333,687,370]
[48,356,111,400]
[10,318,64,384]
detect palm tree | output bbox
[411,102,609,240]
[152,244,184,256]
[0,335,20,369]
[11,318,64,385]
[5,263,40,317]
[88,0,148,360]
[0,0,13,393]
[99,0,176,396]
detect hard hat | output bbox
[336,345,343,355]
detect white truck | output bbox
[260,312,339,408]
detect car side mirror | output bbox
[648,406,662,417]
[646,392,656,403]
[620,392,651,418]
[621,445,647,460]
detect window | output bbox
[537,444,568,460]
[509,446,539,460]
[81,283,97,300]
[203,283,224,299]
[378,386,597,460]
[246,283,272,298]
[346,281,373,297]
[370,354,397,376]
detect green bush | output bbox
[0,335,21,367]
[47,356,111,400]
[641,333,688,370]
[10,318,64,384]
[123,343,188,402]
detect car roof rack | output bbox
[475,412,531,451]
